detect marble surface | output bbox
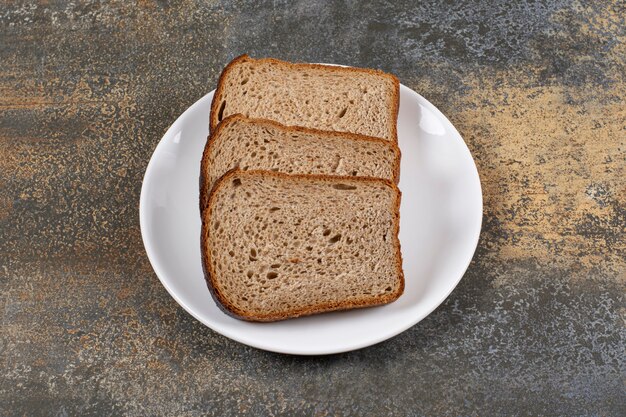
[1,1,624,415]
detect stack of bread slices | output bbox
[200,55,403,322]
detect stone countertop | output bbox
[1,1,624,415]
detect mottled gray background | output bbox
[1,1,625,416]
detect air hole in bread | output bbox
[240,78,249,85]
[332,184,357,190]
[271,264,281,268]
[329,234,341,244]
[213,221,220,230]
[338,107,347,118]
[306,246,313,251]
[385,286,392,292]
[228,250,235,257]
[217,100,226,122]
[267,272,278,279]
[269,207,280,212]
[232,178,242,187]
[351,171,358,176]
[323,228,331,236]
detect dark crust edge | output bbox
[209,55,401,142]
[200,169,404,322]
[209,54,251,133]
[199,114,401,213]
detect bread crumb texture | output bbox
[203,171,402,320]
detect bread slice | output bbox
[201,170,404,322]
[209,55,400,142]
[200,114,401,211]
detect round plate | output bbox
[140,83,482,355]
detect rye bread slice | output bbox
[199,115,401,212]
[201,170,404,322]
[209,55,400,142]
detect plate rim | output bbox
[139,84,483,355]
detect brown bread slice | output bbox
[199,115,400,211]
[201,170,404,322]
[210,55,400,142]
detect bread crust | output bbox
[200,169,404,322]
[209,55,400,141]
[199,114,401,213]
[209,54,251,132]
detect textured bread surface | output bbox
[200,115,400,211]
[209,55,400,141]
[201,170,404,322]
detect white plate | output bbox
[140,83,482,355]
